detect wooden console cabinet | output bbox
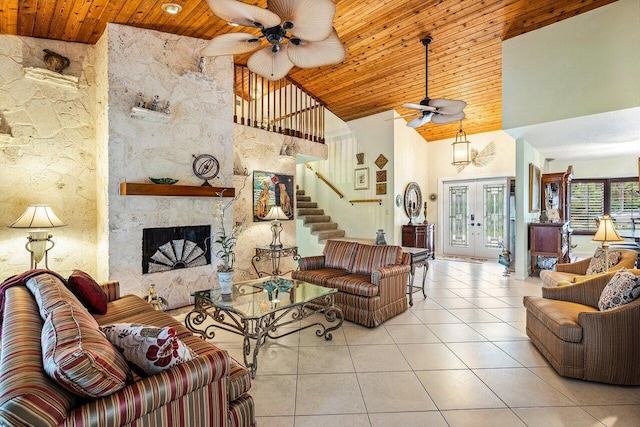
[529,222,572,275]
[402,224,435,259]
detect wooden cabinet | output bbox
[541,165,573,221]
[529,222,572,275]
[402,224,435,259]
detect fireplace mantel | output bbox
[120,182,235,197]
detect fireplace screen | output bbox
[142,225,211,274]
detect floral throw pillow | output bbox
[101,323,197,376]
[598,268,640,311]
[586,248,622,275]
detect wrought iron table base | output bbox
[185,295,343,378]
[407,260,429,306]
[252,246,301,277]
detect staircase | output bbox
[296,189,345,242]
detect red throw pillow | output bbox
[67,270,108,314]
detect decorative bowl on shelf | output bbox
[149,177,178,185]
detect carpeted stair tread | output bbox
[297,201,317,208]
[314,230,346,241]
[301,215,331,224]
[310,222,338,232]
[298,208,325,216]
[297,196,312,202]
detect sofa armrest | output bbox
[371,264,410,285]
[555,257,591,274]
[100,281,120,302]
[577,298,640,384]
[66,348,230,426]
[541,271,616,307]
[298,255,326,271]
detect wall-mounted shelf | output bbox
[120,182,235,197]
[349,199,382,205]
[23,67,79,89]
[130,107,170,124]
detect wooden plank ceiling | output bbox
[0,0,617,142]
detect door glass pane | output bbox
[483,184,505,249]
[449,186,468,247]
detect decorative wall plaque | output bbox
[374,154,388,169]
[376,170,387,182]
[376,183,387,195]
[356,153,364,164]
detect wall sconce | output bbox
[592,214,624,270]
[8,204,66,269]
[451,121,471,166]
[264,206,289,248]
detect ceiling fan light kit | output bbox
[400,36,467,128]
[202,0,346,81]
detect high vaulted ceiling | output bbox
[0,0,617,142]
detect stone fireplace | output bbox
[142,225,211,274]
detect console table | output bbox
[401,223,435,259]
[401,247,430,306]
[251,245,300,277]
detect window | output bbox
[570,178,640,233]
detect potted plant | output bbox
[212,176,248,294]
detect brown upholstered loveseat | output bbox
[0,272,255,426]
[539,248,638,287]
[292,240,410,327]
[524,269,640,385]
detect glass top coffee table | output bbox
[185,276,344,378]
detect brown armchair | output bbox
[539,249,638,287]
[524,269,640,385]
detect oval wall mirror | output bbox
[403,182,422,221]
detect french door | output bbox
[443,178,507,259]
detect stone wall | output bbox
[0,35,97,279]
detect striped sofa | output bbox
[292,240,410,327]
[0,273,255,427]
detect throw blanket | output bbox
[0,269,68,329]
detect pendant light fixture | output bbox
[451,120,471,166]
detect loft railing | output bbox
[233,65,325,144]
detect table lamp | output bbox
[264,206,289,248]
[592,214,624,270]
[8,204,66,269]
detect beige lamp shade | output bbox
[592,215,624,243]
[8,204,66,230]
[264,206,289,220]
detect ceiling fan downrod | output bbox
[420,36,433,107]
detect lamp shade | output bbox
[264,206,289,220]
[8,205,66,229]
[592,215,624,243]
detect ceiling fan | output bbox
[398,36,467,128]
[201,0,346,81]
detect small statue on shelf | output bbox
[43,49,70,73]
[197,56,207,73]
[163,101,171,115]
[135,92,146,108]
[149,95,160,111]
[423,202,428,224]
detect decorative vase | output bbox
[375,229,387,245]
[218,271,234,295]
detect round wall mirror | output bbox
[403,182,422,220]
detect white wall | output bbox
[503,0,640,129]
[0,35,97,279]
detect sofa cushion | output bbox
[586,248,621,275]
[42,303,132,397]
[325,274,379,297]
[101,323,197,376]
[67,269,108,314]
[292,268,350,286]
[523,296,597,343]
[350,244,402,275]
[323,240,359,271]
[598,268,640,311]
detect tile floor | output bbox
[172,259,640,426]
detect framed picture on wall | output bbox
[252,171,294,221]
[529,163,541,213]
[354,167,369,190]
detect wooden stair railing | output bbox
[305,163,344,199]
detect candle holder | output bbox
[423,202,429,224]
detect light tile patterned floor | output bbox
[172,259,640,426]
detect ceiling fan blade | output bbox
[207,0,281,28]
[388,113,420,120]
[268,0,335,41]
[431,111,466,124]
[407,113,432,128]
[287,29,345,68]
[429,98,467,115]
[248,45,294,81]
[401,102,436,112]
[201,33,261,56]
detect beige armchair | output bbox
[539,249,638,287]
[524,269,640,385]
